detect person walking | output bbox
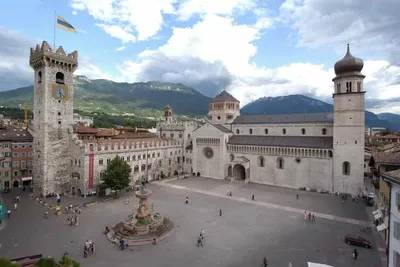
[200,229,205,239]
[251,194,255,201]
[353,248,358,259]
[263,257,268,266]
[312,214,315,222]
[197,236,203,247]
[14,203,17,210]
[304,211,307,221]
[185,197,189,204]
[228,190,232,197]
[219,209,222,216]
[296,194,299,199]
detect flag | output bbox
[56,15,77,33]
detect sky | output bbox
[0,0,400,114]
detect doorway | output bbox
[233,164,246,180]
[13,179,20,188]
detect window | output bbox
[141,164,146,171]
[249,129,253,135]
[107,158,111,164]
[393,251,400,267]
[21,161,26,169]
[127,156,130,162]
[27,161,32,167]
[132,155,136,161]
[162,134,166,138]
[13,145,19,149]
[336,83,341,93]
[301,128,306,135]
[143,154,146,159]
[394,221,400,240]
[134,166,139,173]
[3,162,9,168]
[258,156,265,167]
[13,171,18,177]
[346,81,352,92]
[342,161,350,175]
[264,129,268,134]
[147,164,152,170]
[188,134,191,138]
[21,152,26,157]
[99,158,103,165]
[282,129,286,135]
[4,171,9,177]
[227,115,233,120]
[171,133,174,138]
[13,153,18,158]
[277,157,284,169]
[152,153,155,158]
[13,161,20,168]
[121,156,124,161]
[159,160,162,167]
[3,144,9,149]
[56,72,65,84]
[28,169,32,175]
[357,82,362,92]
[328,150,333,157]
[236,129,239,134]
[229,154,234,161]
[38,71,42,83]
[138,155,141,160]
[179,133,182,138]
[322,128,327,135]
[58,112,61,116]
[217,116,221,120]
[157,153,160,157]
[169,159,171,165]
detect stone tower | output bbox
[332,44,365,194]
[29,41,78,195]
[208,90,240,125]
[164,105,173,122]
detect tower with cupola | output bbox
[332,44,365,194]
[208,90,240,125]
[29,41,78,195]
[164,105,173,123]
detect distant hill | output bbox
[0,76,211,117]
[241,94,399,130]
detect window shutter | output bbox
[395,222,399,239]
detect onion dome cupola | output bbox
[334,44,364,77]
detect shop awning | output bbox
[374,211,383,220]
[377,223,387,232]
[22,177,32,181]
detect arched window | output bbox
[249,129,253,135]
[342,161,350,175]
[336,83,340,93]
[328,150,333,157]
[258,156,265,167]
[301,128,306,135]
[127,156,130,162]
[282,129,286,135]
[134,165,139,173]
[152,153,155,158]
[322,128,327,135]
[99,158,103,165]
[264,128,268,134]
[55,72,65,84]
[236,129,239,134]
[78,160,81,166]
[38,71,42,83]
[107,158,111,164]
[143,154,146,159]
[100,171,106,180]
[141,164,146,171]
[277,157,284,169]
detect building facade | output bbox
[73,113,93,126]
[0,125,33,189]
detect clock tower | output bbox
[29,41,78,195]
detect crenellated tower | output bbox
[29,41,78,195]
[208,90,240,124]
[332,44,365,194]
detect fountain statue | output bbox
[106,186,173,246]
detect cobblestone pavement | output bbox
[0,181,382,267]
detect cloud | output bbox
[279,0,400,64]
[70,0,176,42]
[0,27,111,91]
[116,46,126,52]
[72,10,78,15]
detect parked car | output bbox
[345,234,372,248]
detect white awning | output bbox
[377,223,387,232]
[21,177,32,181]
[374,212,383,220]
[372,209,381,215]
[308,263,334,267]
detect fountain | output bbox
[106,186,173,246]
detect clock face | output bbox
[203,147,214,159]
[54,87,66,99]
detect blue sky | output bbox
[0,0,399,113]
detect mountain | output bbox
[0,76,211,117]
[241,95,399,130]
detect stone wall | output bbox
[232,123,333,137]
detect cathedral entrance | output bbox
[233,164,246,180]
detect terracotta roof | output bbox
[232,113,333,124]
[373,152,400,165]
[209,90,239,103]
[384,169,400,178]
[381,134,400,139]
[112,133,157,139]
[83,137,175,144]
[76,125,98,134]
[96,129,117,137]
[227,136,333,149]
[0,126,33,141]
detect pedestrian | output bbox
[304,211,307,221]
[263,257,268,266]
[296,194,299,199]
[312,214,315,222]
[251,194,255,201]
[152,238,157,245]
[200,229,205,239]
[308,212,311,221]
[354,249,358,259]
[14,203,17,210]
[219,209,222,216]
[228,190,232,197]
[185,197,189,204]
[7,210,11,218]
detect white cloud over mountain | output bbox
[0,0,399,114]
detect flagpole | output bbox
[53,10,56,50]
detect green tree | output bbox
[0,257,21,267]
[59,256,80,267]
[101,156,132,196]
[35,258,59,267]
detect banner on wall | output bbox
[88,153,94,188]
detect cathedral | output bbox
[29,41,365,196]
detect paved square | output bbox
[0,177,382,267]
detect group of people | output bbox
[84,240,96,257]
[304,211,315,222]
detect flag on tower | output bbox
[56,15,77,33]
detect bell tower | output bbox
[164,105,173,123]
[208,90,240,125]
[29,41,78,195]
[332,44,365,194]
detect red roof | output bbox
[75,125,98,134]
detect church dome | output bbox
[334,44,364,76]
